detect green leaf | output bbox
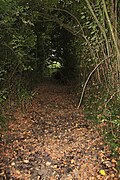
[99,169,106,176]
[81,15,86,19]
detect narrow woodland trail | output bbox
[0,83,119,180]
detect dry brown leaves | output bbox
[0,83,119,180]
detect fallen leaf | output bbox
[11,162,15,166]
[24,159,29,163]
[99,169,106,176]
[111,159,117,163]
[46,161,51,166]
[71,159,75,164]
[16,170,21,175]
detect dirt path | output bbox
[0,83,119,179]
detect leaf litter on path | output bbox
[0,83,119,179]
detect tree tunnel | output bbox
[33,21,79,85]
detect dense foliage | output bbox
[0,0,120,155]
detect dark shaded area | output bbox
[52,68,69,84]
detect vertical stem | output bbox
[85,0,110,56]
[102,0,120,72]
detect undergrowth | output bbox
[83,84,120,170]
[0,84,33,141]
